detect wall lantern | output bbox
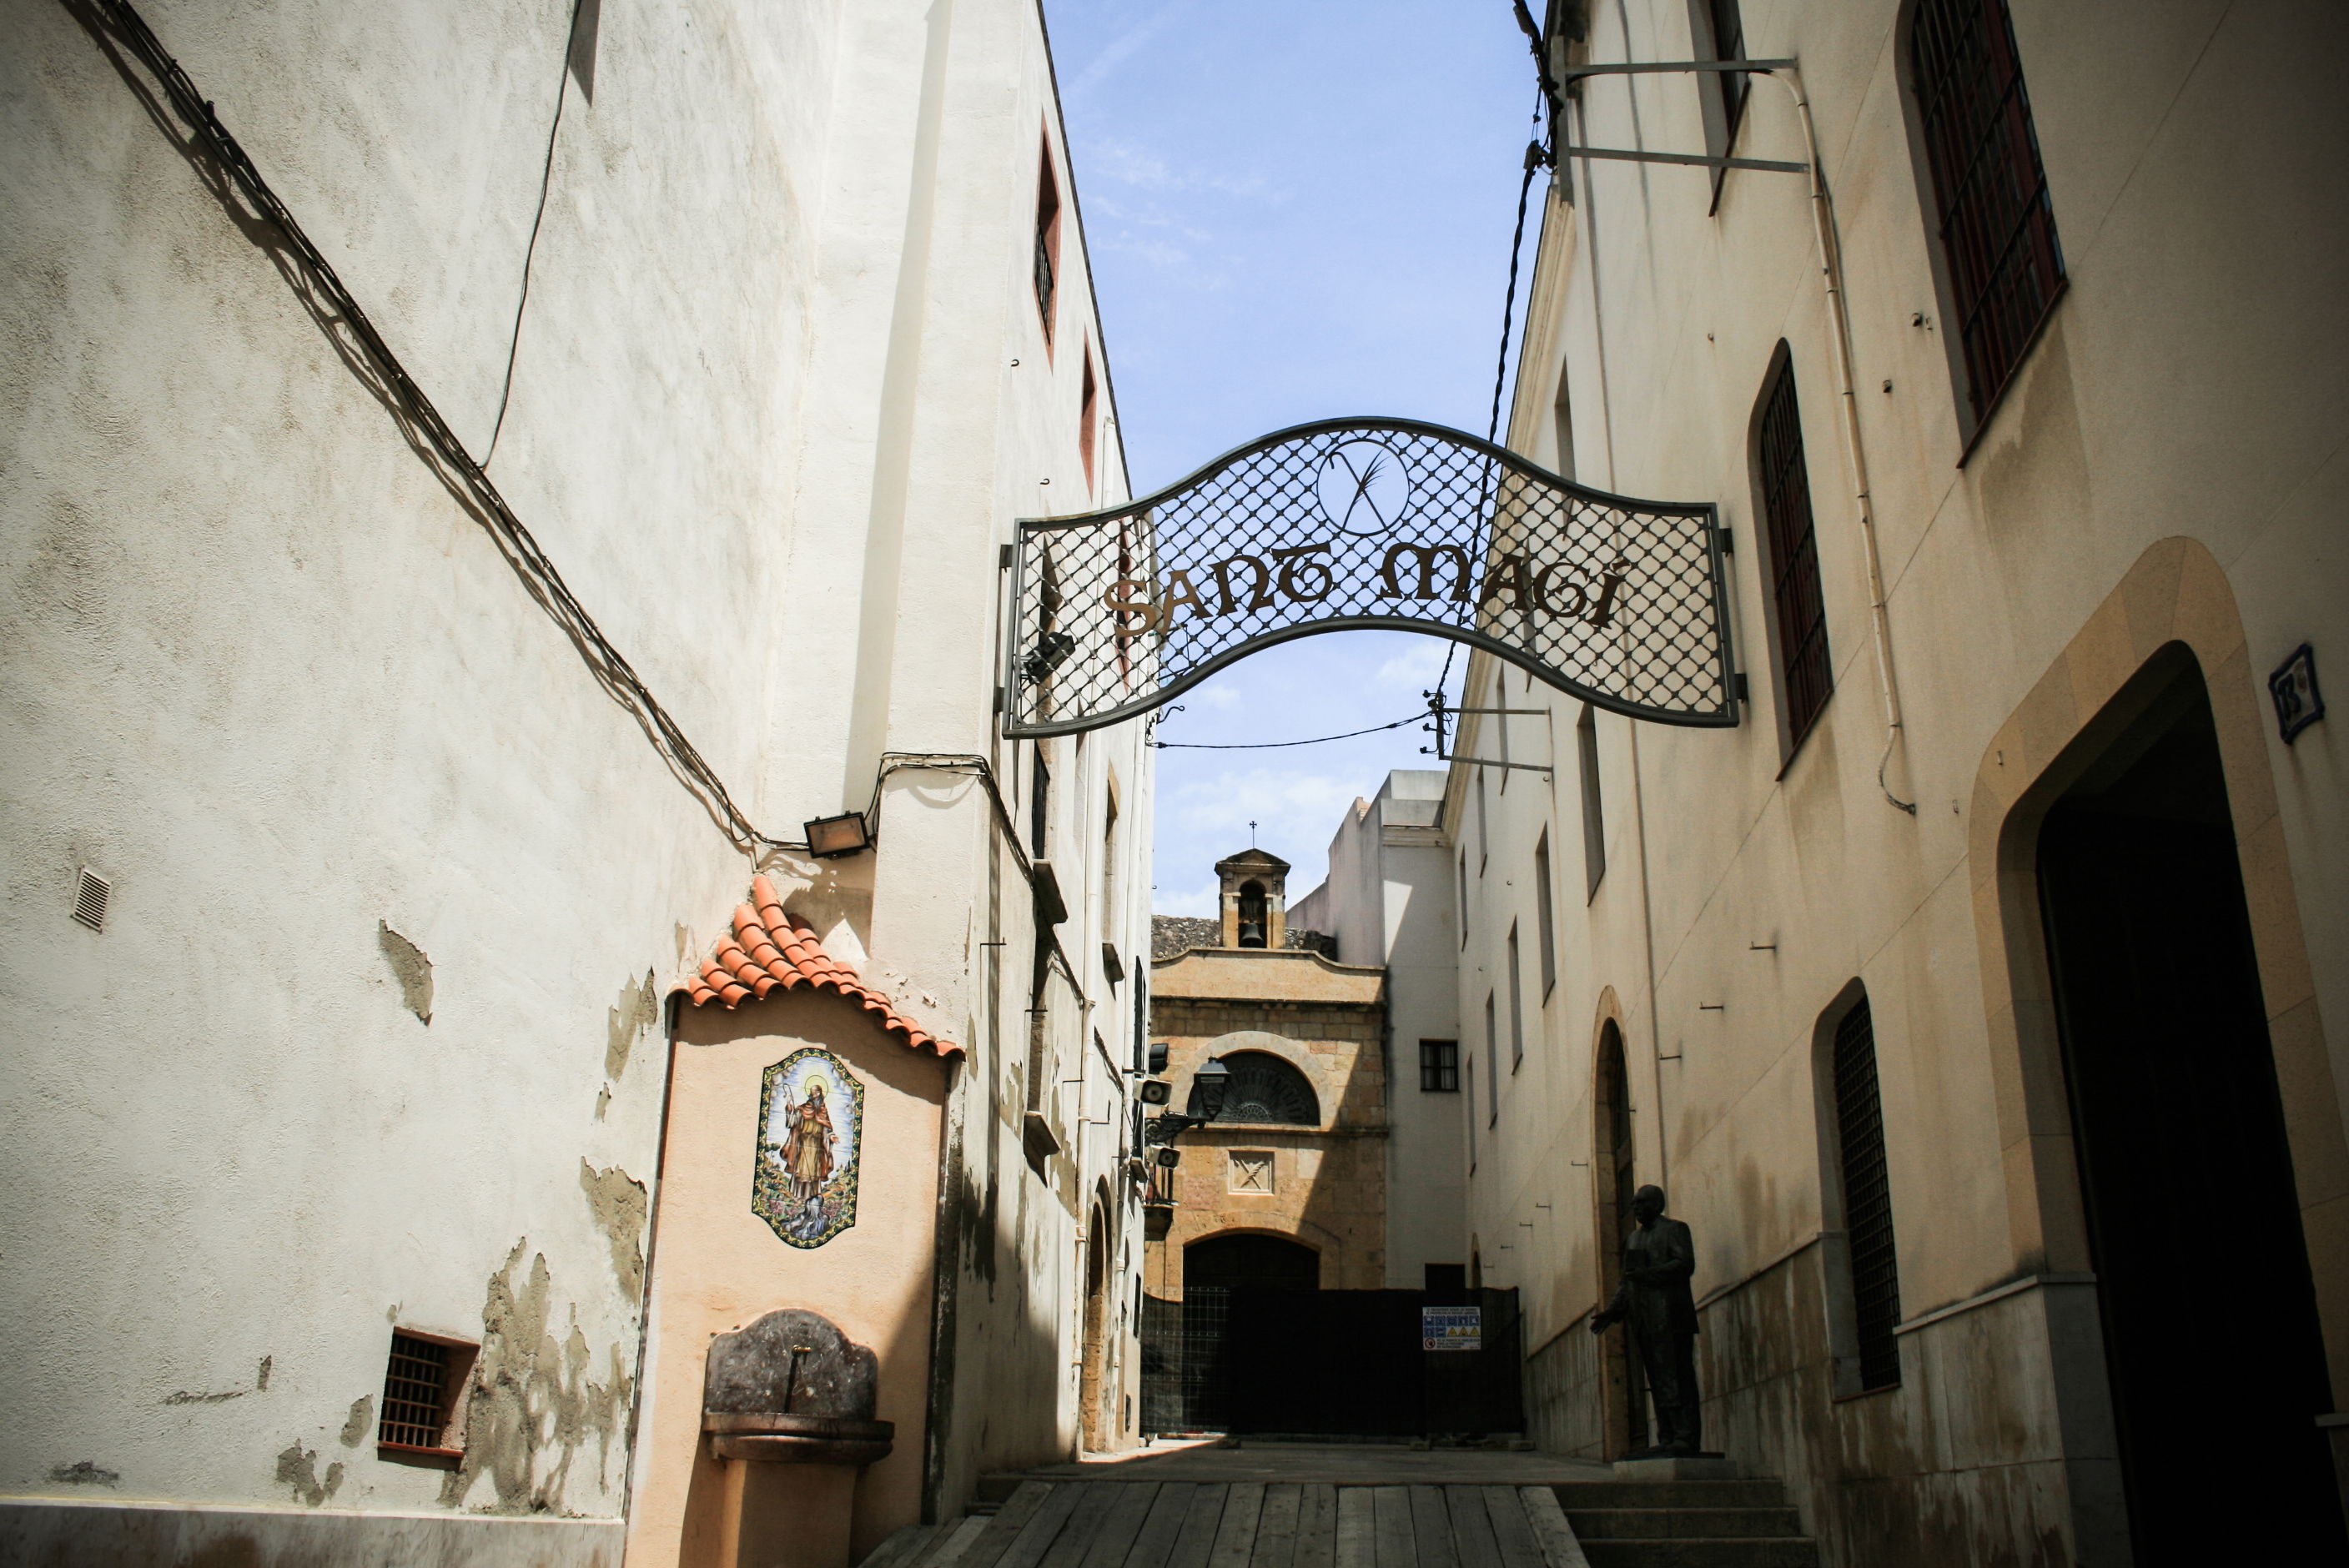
[803,812,873,859]
[1188,1055,1231,1122]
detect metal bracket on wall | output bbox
[1559,59,1808,175]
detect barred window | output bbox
[1832,998,1902,1390]
[1911,0,2065,425]
[1219,1052,1317,1125]
[379,1329,475,1456]
[1757,355,1832,747]
[1034,144,1062,339]
[1419,1039,1460,1093]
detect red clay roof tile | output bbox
[681,876,959,1057]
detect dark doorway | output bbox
[1594,1022,1647,1455]
[1185,1233,1320,1291]
[2037,659,2341,1564]
[1142,1236,1522,1437]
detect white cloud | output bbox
[1065,3,1194,104]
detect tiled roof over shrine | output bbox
[682,876,958,1057]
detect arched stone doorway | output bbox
[1185,1231,1320,1292]
[1592,1018,1647,1457]
[1079,1195,1113,1452]
[2035,652,2341,1563]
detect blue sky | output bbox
[1044,1,1541,916]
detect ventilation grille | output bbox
[379,1333,452,1449]
[73,869,110,932]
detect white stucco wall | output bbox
[1294,769,1465,1287]
[0,0,1149,1555]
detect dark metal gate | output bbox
[1139,1287,1522,1438]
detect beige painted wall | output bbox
[1447,3,2349,1563]
[628,992,950,1567]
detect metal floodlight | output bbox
[803,811,873,859]
[1154,1146,1183,1168]
[1139,1078,1173,1105]
[1190,1056,1231,1121]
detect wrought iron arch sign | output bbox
[1002,418,1737,736]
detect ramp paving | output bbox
[858,1443,1820,1568]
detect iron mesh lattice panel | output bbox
[379,1333,450,1448]
[1833,1000,1904,1390]
[1004,419,1736,736]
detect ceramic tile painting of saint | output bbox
[753,1049,863,1248]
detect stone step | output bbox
[1576,1538,1822,1568]
[1552,1480,1793,1510]
[1565,1506,1807,1540]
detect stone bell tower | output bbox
[1215,848,1290,949]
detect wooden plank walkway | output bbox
[869,1481,1590,1568]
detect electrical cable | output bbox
[1440,83,1552,713]
[74,0,788,854]
[1151,713,1425,751]
[481,0,581,468]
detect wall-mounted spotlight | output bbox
[803,812,873,859]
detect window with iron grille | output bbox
[1034,145,1062,339]
[1079,351,1099,491]
[1706,0,1748,139]
[1757,355,1833,746]
[1533,831,1557,998]
[379,1329,474,1455]
[1832,998,1902,1390]
[1419,1039,1460,1093]
[1910,0,2065,428]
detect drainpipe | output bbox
[1775,68,1917,816]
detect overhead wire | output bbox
[74,0,792,854]
[1152,713,1426,751]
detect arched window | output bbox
[1235,880,1269,947]
[1908,0,2065,430]
[1817,988,1902,1393]
[1218,1052,1317,1125]
[1753,348,1833,749]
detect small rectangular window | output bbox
[1465,1056,1476,1168]
[1706,0,1748,141]
[1506,923,1525,1071]
[1484,991,1500,1127]
[1577,707,1607,899]
[1534,832,1557,998]
[1419,1039,1460,1093]
[1030,750,1051,859]
[1034,144,1062,341]
[379,1329,476,1459]
[1758,358,1833,746]
[1458,851,1471,949]
[1079,353,1099,492]
[1476,769,1491,872]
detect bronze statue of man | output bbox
[1588,1184,1704,1455]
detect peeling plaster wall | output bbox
[0,0,1147,1555]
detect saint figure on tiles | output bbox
[754,1048,863,1249]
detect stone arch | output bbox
[1965,537,2346,1552]
[1204,1031,1332,1130]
